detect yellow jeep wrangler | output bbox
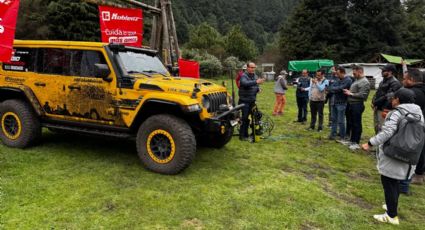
[0,40,241,174]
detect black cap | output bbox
[380,64,397,73]
[394,88,415,104]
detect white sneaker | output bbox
[373,213,399,225]
[349,143,361,150]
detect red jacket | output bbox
[236,70,244,88]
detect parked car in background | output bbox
[292,76,299,86]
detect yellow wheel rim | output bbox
[1,112,22,140]
[147,129,176,164]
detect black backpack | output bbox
[383,107,425,165]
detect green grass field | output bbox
[1,81,424,229]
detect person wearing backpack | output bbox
[362,88,425,225]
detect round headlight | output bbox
[202,95,210,110]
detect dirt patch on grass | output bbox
[281,165,296,174]
[104,201,117,211]
[312,139,325,147]
[347,171,373,182]
[300,222,321,230]
[295,161,336,180]
[281,162,334,180]
[181,218,204,230]
[322,184,373,209]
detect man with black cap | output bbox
[372,64,402,134]
[402,68,425,185]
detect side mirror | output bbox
[95,64,112,82]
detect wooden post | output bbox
[160,0,171,65]
[150,0,160,49]
[168,0,180,62]
[120,0,161,14]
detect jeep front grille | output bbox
[205,92,228,113]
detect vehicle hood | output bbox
[133,75,227,95]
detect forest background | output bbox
[16,0,425,76]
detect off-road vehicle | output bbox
[0,40,241,174]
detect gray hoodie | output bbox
[274,75,287,94]
[369,103,424,180]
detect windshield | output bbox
[118,50,169,76]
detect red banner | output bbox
[178,59,200,79]
[98,5,143,47]
[0,0,20,62]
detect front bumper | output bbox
[203,104,244,133]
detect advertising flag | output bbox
[0,0,20,62]
[178,59,200,79]
[98,5,143,47]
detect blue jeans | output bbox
[331,104,347,138]
[399,179,411,193]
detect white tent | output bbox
[340,63,387,89]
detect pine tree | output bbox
[224,25,258,61]
[15,0,51,40]
[403,0,425,58]
[280,0,351,62]
[186,22,224,57]
[45,0,100,41]
[279,0,408,63]
[347,0,407,60]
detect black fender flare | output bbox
[130,99,184,130]
[0,86,45,116]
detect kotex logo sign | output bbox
[101,11,110,21]
[99,5,143,47]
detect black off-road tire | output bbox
[136,114,196,175]
[200,127,234,149]
[0,99,42,148]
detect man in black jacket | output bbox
[238,62,265,141]
[403,68,425,185]
[372,64,402,134]
[295,69,311,123]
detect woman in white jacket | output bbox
[362,88,424,225]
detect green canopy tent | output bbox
[381,54,423,65]
[288,59,334,72]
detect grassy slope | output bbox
[0,81,424,229]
